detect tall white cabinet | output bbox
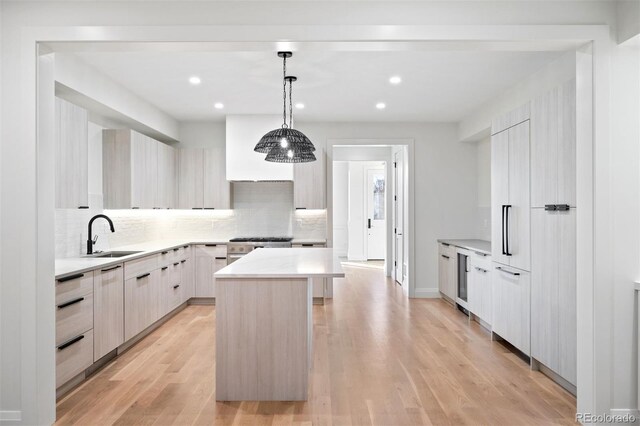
[530,79,577,388]
[55,98,89,209]
[177,148,230,210]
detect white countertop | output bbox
[55,239,228,278]
[437,239,491,255]
[215,248,345,279]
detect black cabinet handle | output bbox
[136,273,150,280]
[545,204,557,211]
[496,266,520,276]
[57,297,84,309]
[173,262,180,266]
[161,266,168,271]
[556,204,570,211]
[441,254,450,259]
[474,267,488,273]
[192,207,203,210]
[204,207,216,210]
[505,205,512,256]
[101,265,122,272]
[205,244,218,247]
[296,207,307,210]
[161,251,169,255]
[367,218,372,229]
[132,207,139,209]
[57,273,84,283]
[501,205,506,255]
[78,206,89,209]
[173,285,180,289]
[181,260,186,264]
[441,242,450,247]
[302,244,314,247]
[173,248,179,252]
[58,334,85,350]
[474,251,488,257]
[183,245,188,249]
[215,256,226,260]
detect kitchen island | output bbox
[214,248,344,401]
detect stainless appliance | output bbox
[457,252,469,310]
[226,237,293,264]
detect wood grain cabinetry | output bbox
[438,243,456,302]
[177,148,230,209]
[124,269,161,341]
[103,129,173,209]
[492,263,530,356]
[292,243,329,299]
[93,264,124,361]
[194,244,226,297]
[55,97,89,209]
[468,254,492,326]
[293,140,326,209]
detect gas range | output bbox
[226,237,293,264]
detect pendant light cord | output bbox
[282,55,288,128]
[289,78,293,129]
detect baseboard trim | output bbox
[413,289,441,298]
[0,411,22,422]
[609,408,640,417]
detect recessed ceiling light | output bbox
[295,103,305,109]
[376,102,386,110]
[389,76,402,85]
[214,102,224,109]
[189,76,201,85]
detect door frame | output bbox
[4,23,605,423]
[393,149,405,286]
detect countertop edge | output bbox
[215,273,346,279]
[437,239,491,255]
[635,281,640,291]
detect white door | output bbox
[366,168,386,260]
[393,153,404,284]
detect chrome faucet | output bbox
[87,214,115,255]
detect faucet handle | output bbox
[92,235,99,245]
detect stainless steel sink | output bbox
[88,251,142,258]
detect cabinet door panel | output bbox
[124,269,160,340]
[293,142,325,209]
[557,209,577,385]
[195,255,215,297]
[55,98,88,208]
[204,147,230,209]
[558,80,576,207]
[157,143,176,209]
[131,132,158,209]
[177,149,204,209]
[94,266,124,360]
[492,264,530,355]
[531,208,559,370]
[491,130,510,264]
[507,121,530,271]
[531,88,559,207]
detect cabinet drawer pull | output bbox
[496,266,520,276]
[441,242,450,247]
[181,260,186,264]
[556,204,570,211]
[295,207,307,210]
[441,254,450,259]
[173,248,180,252]
[101,265,122,272]
[161,251,169,255]
[136,273,150,280]
[545,204,557,211]
[57,273,84,283]
[474,251,488,257]
[161,266,168,271]
[474,267,488,273]
[78,206,89,209]
[192,207,203,210]
[205,244,218,247]
[215,256,226,260]
[173,285,180,289]
[57,297,85,309]
[58,335,85,350]
[204,207,216,210]
[173,262,180,266]
[183,246,189,249]
[302,243,314,247]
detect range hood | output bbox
[226,115,293,181]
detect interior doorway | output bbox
[366,167,386,260]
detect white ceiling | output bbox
[75,50,562,122]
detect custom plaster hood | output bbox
[225,115,294,181]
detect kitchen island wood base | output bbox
[215,277,312,401]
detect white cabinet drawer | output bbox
[124,254,159,280]
[56,329,94,388]
[56,291,94,346]
[56,272,93,304]
[196,244,226,258]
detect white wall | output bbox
[332,161,349,257]
[178,121,225,149]
[458,51,577,142]
[617,1,640,44]
[298,122,481,297]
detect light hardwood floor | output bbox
[56,265,576,425]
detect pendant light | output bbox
[254,52,316,163]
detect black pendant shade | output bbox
[266,145,317,163]
[254,52,316,163]
[254,127,316,154]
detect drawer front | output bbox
[439,242,456,258]
[56,329,94,388]
[125,254,159,280]
[470,253,492,271]
[171,246,189,262]
[196,244,226,258]
[56,273,93,305]
[158,249,173,266]
[56,291,94,346]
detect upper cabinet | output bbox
[103,129,173,209]
[55,98,89,209]
[177,148,230,210]
[225,115,293,181]
[531,79,576,208]
[293,139,326,209]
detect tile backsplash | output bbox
[55,207,326,258]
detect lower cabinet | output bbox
[124,269,161,341]
[468,255,492,326]
[93,264,124,361]
[438,243,456,302]
[492,263,530,356]
[56,329,94,388]
[194,244,226,297]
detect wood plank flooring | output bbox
[56,264,576,425]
